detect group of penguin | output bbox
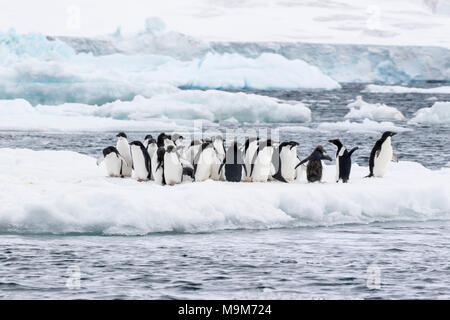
[96,131,398,185]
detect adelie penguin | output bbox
[219,141,247,182]
[329,139,358,183]
[211,135,226,181]
[193,142,217,182]
[367,131,398,178]
[96,146,127,177]
[272,141,299,183]
[296,145,332,183]
[250,139,276,183]
[163,146,183,186]
[115,132,132,177]
[243,137,259,182]
[129,141,152,182]
[152,147,166,185]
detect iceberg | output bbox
[0,148,448,235]
[364,84,450,94]
[0,31,340,105]
[0,89,311,131]
[409,102,450,124]
[345,96,405,121]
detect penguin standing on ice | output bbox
[296,145,332,183]
[130,141,152,182]
[329,139,358,183]
[250,139,276,182]
[152,147,166,185]
[145,138,158,160]
[367,131,398,178]
[243,137,259,182]
[211,135,226,181]
[272,141,299,183]
[193,142,217,182]
[163,146,183,186]
[96,146,127,177]
[219,141,247,182]
[116,132,132,177]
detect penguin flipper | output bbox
[295,157,309,169]
[348,147,359,157]
[96,155,104,166]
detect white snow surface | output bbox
[409,101,450,124]
[345,96,405,121]
[0,148,449,235]
[365,85,450,94]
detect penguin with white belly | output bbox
[152,147,166,185]
[130,141,152,182]
[329,139,358,183]
[163,146,183,186]
[243,137,260,182]
[186,140,202,166]
[115,132,132,177]
[96,146,127,177]
[146,138,158,159]
[272,141,300,183]
[211,135,226,181]
[367,131,398,178]
[250,139,276,183]
[296,145,332,183]
[219,141,247,182]
[193,142,216,182]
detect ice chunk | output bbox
[365,84,450,94]
[0,148,448,235]
[409,102,450,124]
[318,119,411,134]
[345,96,405,121]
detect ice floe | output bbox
[345,96,405,121]
[409,102,450,124]
[0,148,448,235]
[365,85,450,94]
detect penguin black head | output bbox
[315,145,326,154]
[147,138,157,145]
[381,131,397,140]
[166,145,176,153]
[116,132,127,139]
[103,146,119,157]
[329,139,343,148]
[130,141,145,148]
[203,138,212,144]
[144,134,153,141]
[172,133,183,141]
[157,133,168,147]
[288,141,299,149]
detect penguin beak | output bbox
[391,132,397,136]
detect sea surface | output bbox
[1,83,449,299]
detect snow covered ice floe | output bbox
[1,148,449,235]
[409,102,450,124]
[317,119,411,134]
[345,96,405,121]
[0,89,311,131]
[365,85,450,94]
